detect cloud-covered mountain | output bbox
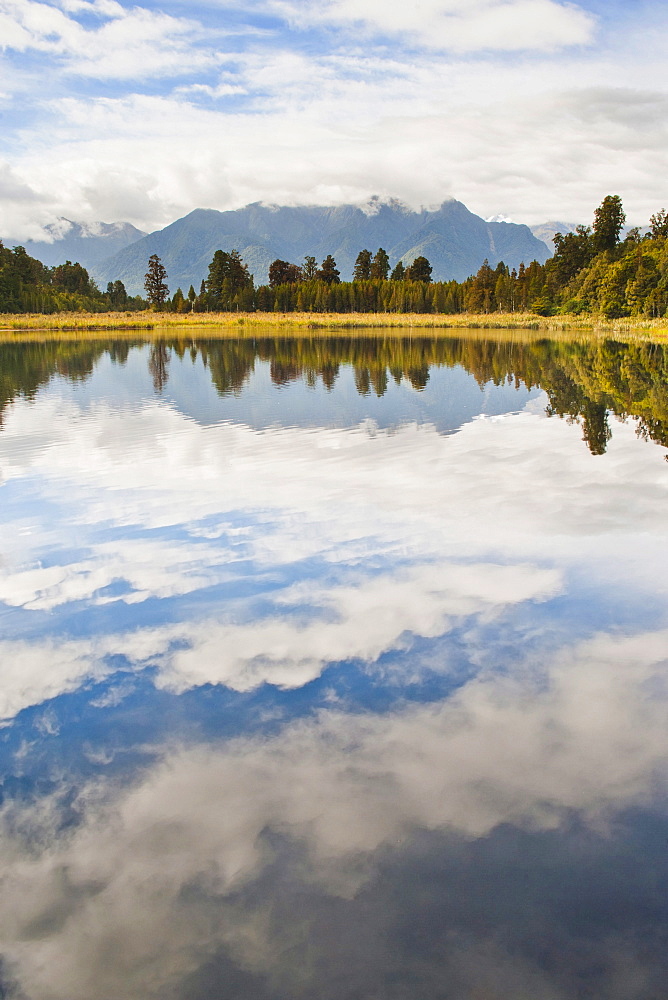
[92,199,551,295]
[5,219,147,271]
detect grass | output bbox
[1,309,668,342]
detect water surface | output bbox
[1,334,668,1000]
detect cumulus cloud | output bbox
[0,0,217,79]
[0,625,185,721]
[1,625,667,999]
[0,556,560,719]
[5,48,668,233]
[0,1,666,232]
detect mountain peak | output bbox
[3,218,147,269]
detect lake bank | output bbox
[1,310,668,343]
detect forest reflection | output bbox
[2,334,668,456]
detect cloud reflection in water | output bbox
[0,339,667,999]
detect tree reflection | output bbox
[2,335,668,457]
[148,342,170,394]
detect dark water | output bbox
[1,333,668,1000]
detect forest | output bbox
[3,196,668,318]
[0,245,146,314]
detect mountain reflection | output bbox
[1,333,668,1000]
[2,334,668,454]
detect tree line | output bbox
[148,196,668,319]
[6,195,668,317]
[143,247,435,313]
[0,242,145,314]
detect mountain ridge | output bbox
[4,219,147,270]
[89,199,551,295]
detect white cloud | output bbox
[0,556,559,719]
[0,387,667,718]
[156,561,561,694]
[5,37,668,233]
[0,0,216,80]
[277,0,596,52]
[0,624,187,720]
[1,1,667,233]
[0,624,667,999]
[0,537,243,612]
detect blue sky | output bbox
[1,0,667,236]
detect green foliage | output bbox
[6,196,668,319]
[52,260,94,295]
[592,194,626,254]
[316,255,340,284]
[144,255,169,308]
[107,280,128,308]
[649,209,668,240]
[353,249,372,281]
[406,256,433,283]
[447,196,668,318]
[204,249,254,310]
[0,239,143,314]
[302,256,318,280]
[550,226,594,283]
[370,248,390,280]
[268,259,302,287]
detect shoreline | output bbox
[1,310,668,342]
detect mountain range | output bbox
[4,199,553,295]
[5,219,147,269]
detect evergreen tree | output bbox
[10,245,46,286]
[592,195,626,253]
[317,255,340,284]
[302,256,318,279]
[206,249,253,308]
[171,287,187,313]
[649,209,668,239]
[370,248,390,280]
[390,260,405,280]
[406,256,432,283]
[269,259,302,286]
[144,255,169,308]
[353,249,372,280]
[550,226,594,283]
[106,279,128,308]
[52,260,92,295]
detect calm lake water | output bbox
[1,333,668,1000]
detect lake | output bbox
[1,332,667,1000]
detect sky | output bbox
[1,0,668,238]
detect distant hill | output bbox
[530,221,580,250]
[91,198,551,295]
[4,219,147,272]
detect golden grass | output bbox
[1,310,668,342]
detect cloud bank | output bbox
[1,1,667,234]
